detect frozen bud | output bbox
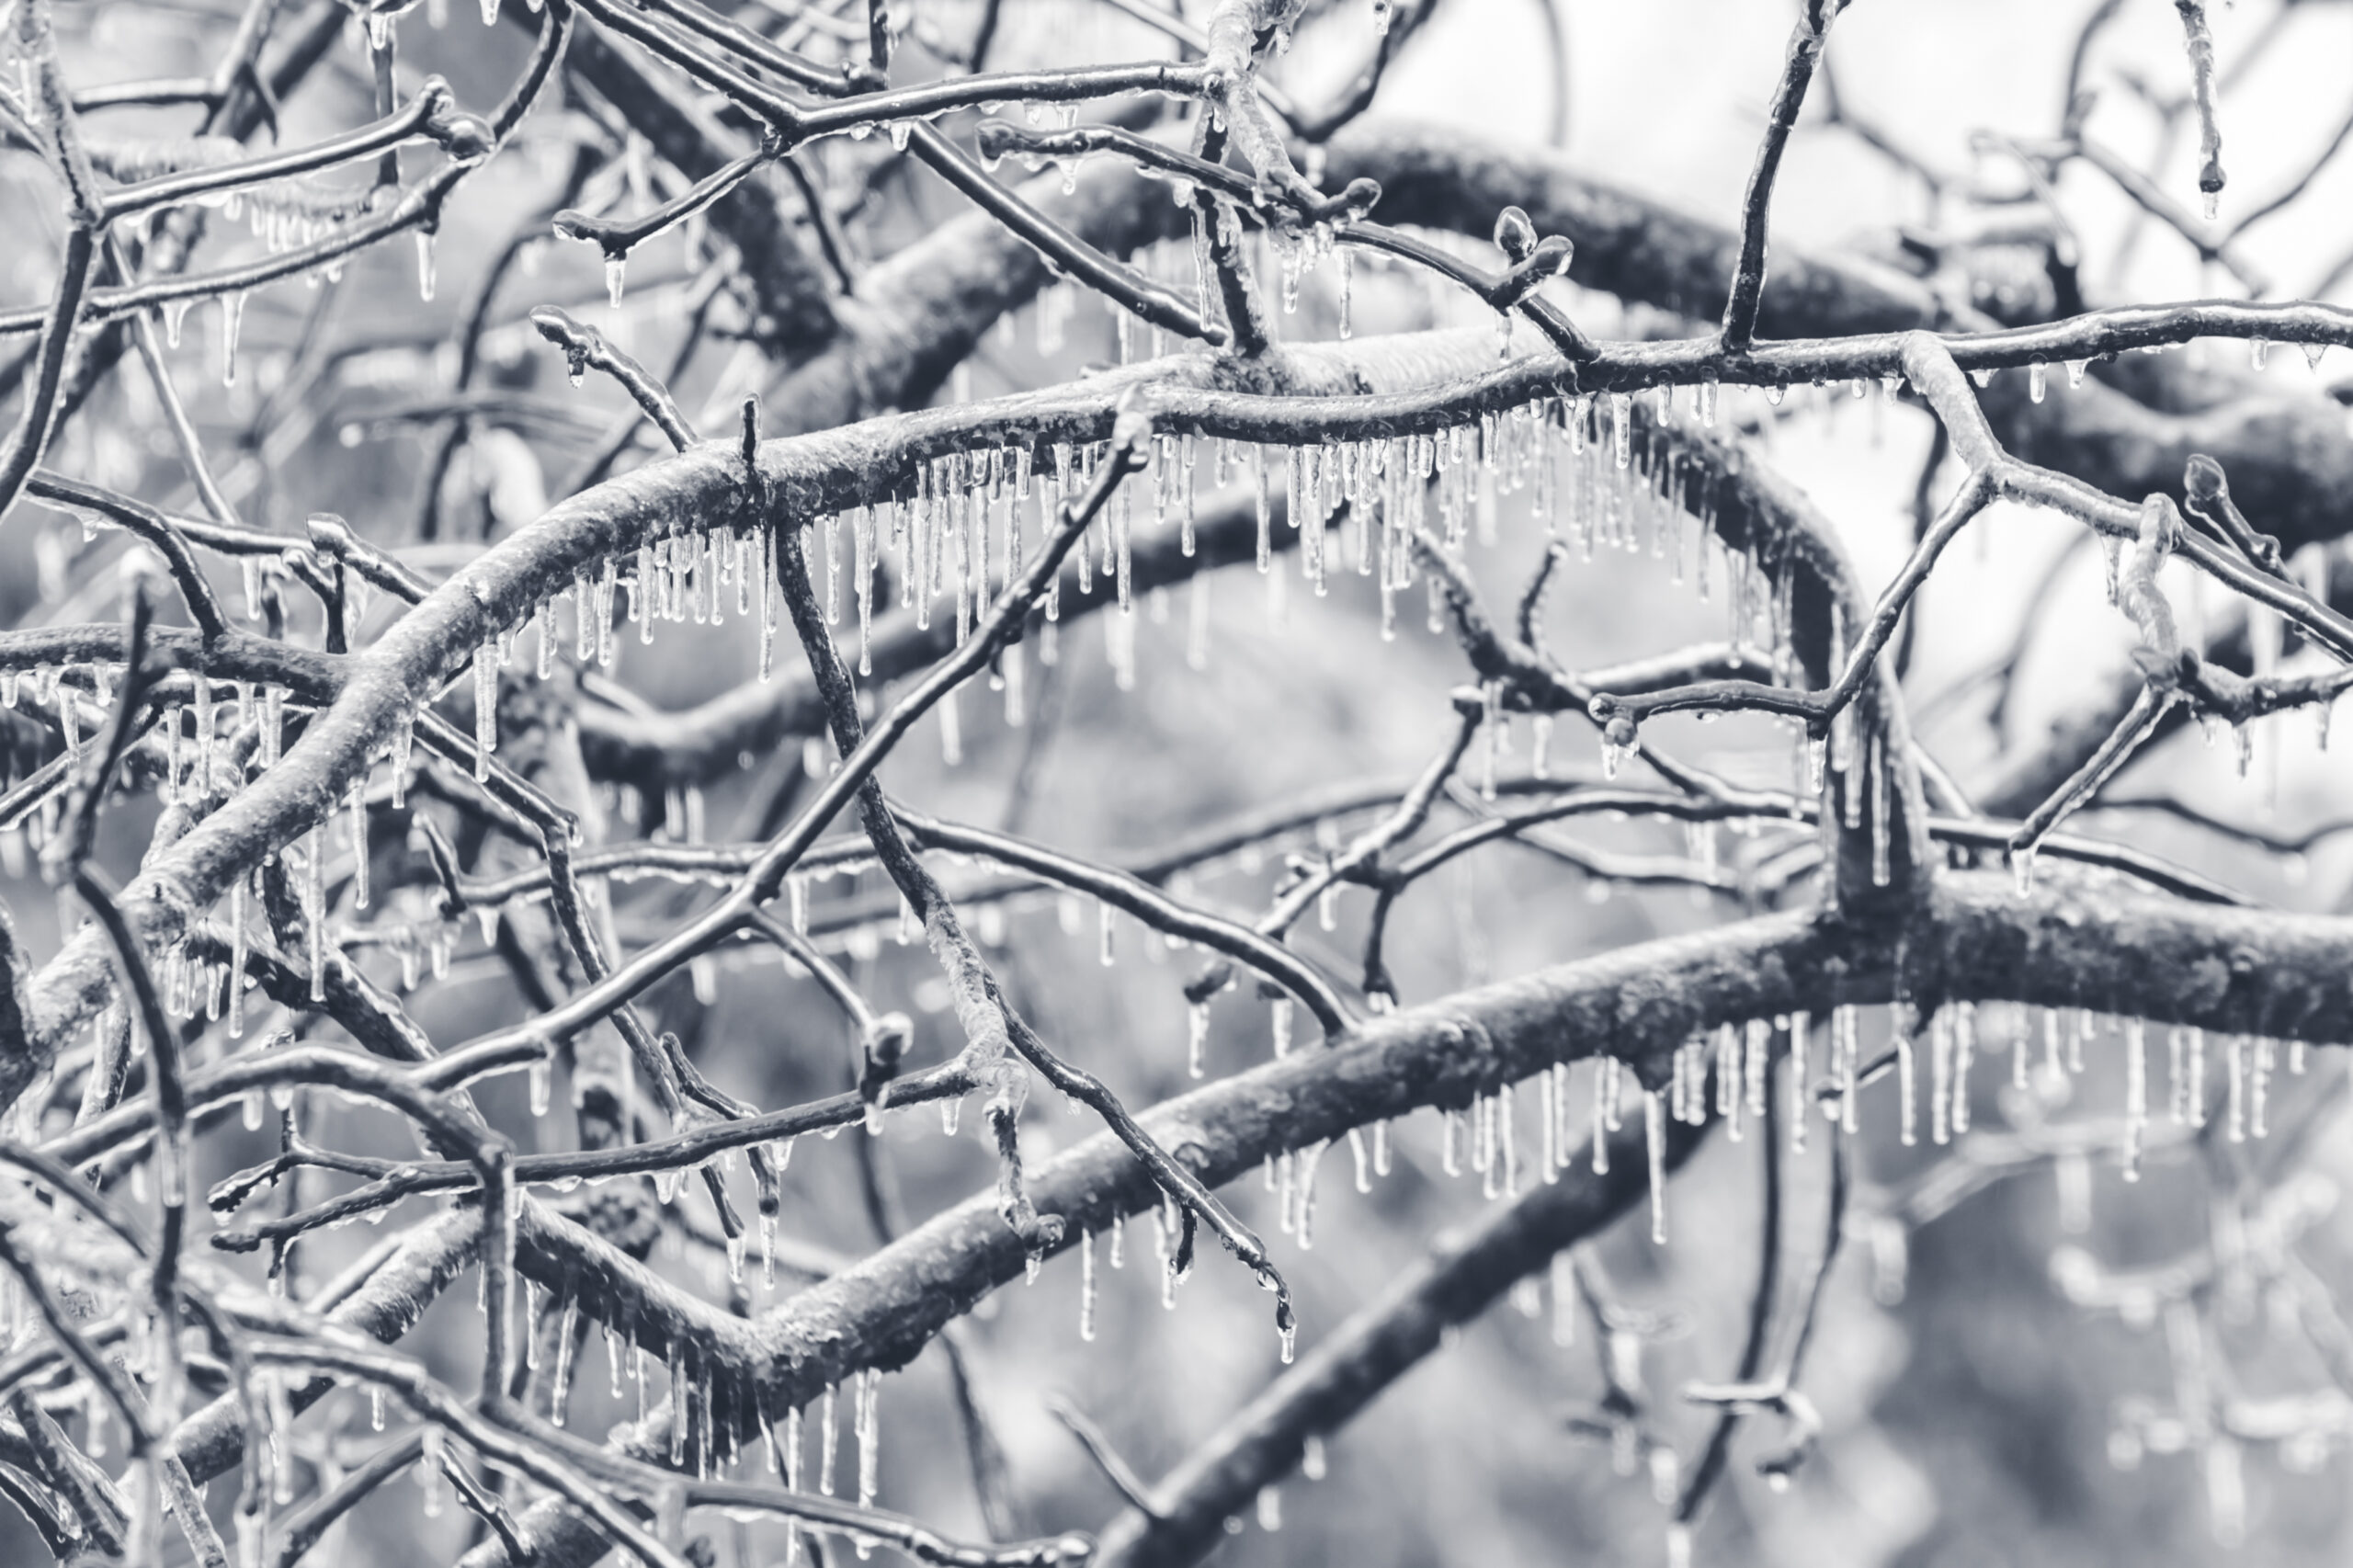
[2183,453,2227,506]
[864,1012,913,1074]
[1493,205,1539,262]
[431,111,496,164]
[306,512,356,555]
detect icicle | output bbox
[1869,738,1892,887]
[1949,1003,1974,1135]
[56,680,78,770]
[2028,361,2047,403]
[668,1343,691,1464]
[2226,1033,2245,1142]
[1716,1023,1740,1142]
[419,1425,446,1517]
[415,231,437,302]
[818,1384,840,1495]
[1188,1000,1210,1079]
[1929,1008,1953,1145]
[305,826,326,1001]
[1271,996,1293,1057]
[2066,358,2089,389]
[164,298,189,350]
[220,292,245,387]
[1590,1061,1612,1175]
[227,879,248,1037]
[1609,393,1631,469]
[2122,1017,2146,1180]
[1644,1091,1667,1244]
[1789,1012,1811,1152]
[1539,1065,1560,1184]
[1079,1229,1097,1341]
[2251,1036,2272,1138]
[605,255,627,307]
[347,777,369,909]
[473,644,497,780]
[855,1369,881,1514]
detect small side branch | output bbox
[530,306,699,451]
[2175,1,2225,210]
[1721,1,1846,351]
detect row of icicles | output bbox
[424,378,1804,778]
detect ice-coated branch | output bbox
[905,123,1226,346]
[1091,1110,1713,1568]
[95,76,491,222]
[2174,1,2226,209]
[550,134,780,278]
[1720,0,1846,351]
[529,306,700,451]
[0,1,102,528]
[1316,119,2353,556]
[892,803,1354,1034]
